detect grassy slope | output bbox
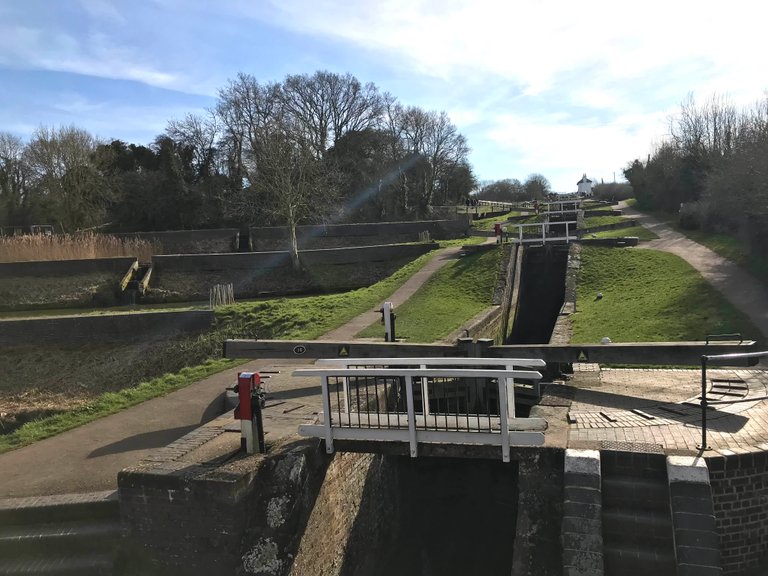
[473,211,521,231]
[357,247,502,342]
[0,250,439,452]
[591,226,659,241]
[0,359,233,453]
[572,246,760,343]
[627,199,768,286]
[215,250,437,340]
[582,215,627,228]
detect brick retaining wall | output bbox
[706,452,768,575]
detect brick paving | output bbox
[560,367,768,456]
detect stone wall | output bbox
[511,449,565,576]
[114,229,239,255]
[148,243,437,301]
[288,452,399,576]
[250,220,467,251]
[0,257,136,278]
[0,310,214,345]
[706,451,768,575]
[118,420,399,576]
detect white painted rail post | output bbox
[505,363,516,419]
[342,377,350,414]
[321,375,334,454]
[498,378,511,463]
[405,375,418,458]
[420,363,430,419]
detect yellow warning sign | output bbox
[577,349,588,362]
[338,345,350,357]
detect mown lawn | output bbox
[572,246,760,344]
[357,247,502,342]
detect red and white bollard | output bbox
[234,371,266,454]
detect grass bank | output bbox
[0,359,234,454]
[572,246,760,343]
[357,246,502,342]
[590,226,658,241]
[0,249,439,452]
[626,199,768,286]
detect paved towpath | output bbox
[319,245,464,341]
[619,201,768,341]
[0,240,486,497]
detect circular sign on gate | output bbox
[293,345,307,355]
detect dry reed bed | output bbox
[0,233,158,263]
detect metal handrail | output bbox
[698,349,768,450]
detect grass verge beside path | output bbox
[0,250,439,453]
[357,247,502,342]
[472,211,521,231]
[216,250,437,340]
[590,226,658,241]
[582,215,627,228]
[627,199,768,286]
[572,246,761,344]
[0,359,235,454]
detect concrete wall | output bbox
[0,310,214,346]
[0,257,136,278]
[114,229,239,255]
[707,451,768,575]
[250,220,467,251]
[148,243,437,301]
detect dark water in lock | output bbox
[374,458,519,576]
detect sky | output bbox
[1,0,766,192]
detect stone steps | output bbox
[0,492,120,576]
[601,452,676,576]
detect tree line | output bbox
[475,174,552,203]
[623,94,768,233]
[0,71,476,246]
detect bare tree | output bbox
[166,111,223,179]
[24,126,105,231]
[0,132,30,226]
[280,71,383,159]
[248,115,338,268]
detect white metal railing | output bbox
[510,221,578,245]
[293,365,545,462]
[543,200,582,211]
[315,357,547,419]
